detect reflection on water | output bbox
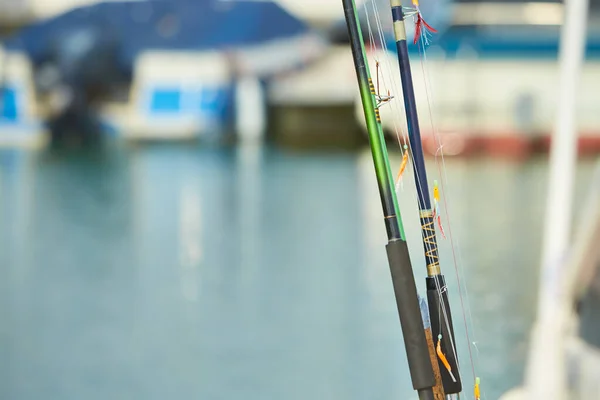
[0,145,595,399]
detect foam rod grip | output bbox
[386,239,435,391]
[426,276,462,394]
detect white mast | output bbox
[503,0,590,399]
[539,0,589,293]
[501,1,589,399]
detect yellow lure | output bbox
[474,377,481,399]
[433,180,440,203]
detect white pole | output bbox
[525,0,589,398]
[235,75,266,144]
[540,0,589,297]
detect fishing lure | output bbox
[474,377,481,400]
[411,0,437,45]
[432,180,446,238]
[394,145,409,192]
[433,179,440,208]
[436,334,457,382]
[398,145,409,178]
[437,214,446,239]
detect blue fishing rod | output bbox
[388,0,462,395]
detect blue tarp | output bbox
[6,0,315,71]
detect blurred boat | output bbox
[3,0,326,145]
[269,1,600,156]
[0,47,47,149]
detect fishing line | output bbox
[416,21,479,374]
[367,0,458,377]
[367,1,439,219]
[414,11,483,395]
[366,0,426,200]
[364,5,454,395]
[366,2,443,306]
[367,0,432,205]
[391,7,465,380]
[364,4,378,54]
[366,1,466,391]
[381,1,476,392]
[365,6,445,319]
[412,56,475,399]
[365,2,478,396]
[365,0,410,154]
[411,40,465,379]
[345,1,462,398]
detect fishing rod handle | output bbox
[386,239,436,390]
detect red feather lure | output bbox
[413,12,438,45]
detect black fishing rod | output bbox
[388,0,462,395]
[342,0,440,399]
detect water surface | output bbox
[0,145,595,399]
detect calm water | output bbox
[0,144,595,400]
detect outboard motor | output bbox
[35,24,123,147]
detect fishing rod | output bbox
[388,0,462,395]
[342,1,442,399]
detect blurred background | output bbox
[0,0,598,399]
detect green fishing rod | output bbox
[342,1,441,399]
[388,0,462,394]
